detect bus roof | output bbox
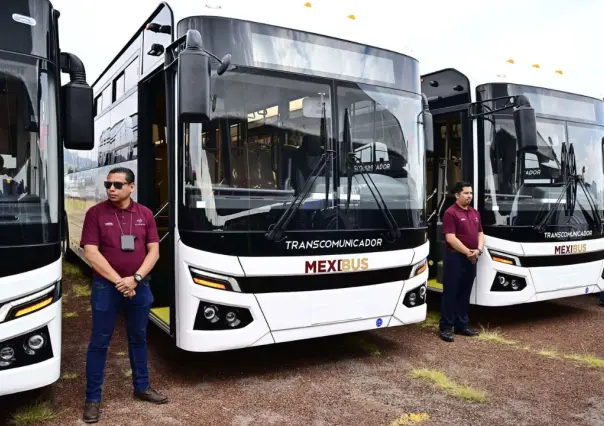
[169,0,415,59]
[92,0,416,89]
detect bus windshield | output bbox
[481,84,604,232]
[0,52,59,246]
[182,68,425,233]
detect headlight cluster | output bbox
[194,302,253,331]
[189,268,252,330]
[0,327,53,370]
[491,273,527,292]
[403,284,427,308]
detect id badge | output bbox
[121,235,135,251]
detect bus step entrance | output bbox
[150,307,170,334]
[428,261,444,291]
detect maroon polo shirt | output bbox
[80,199,160,279]
[442,202,483,251]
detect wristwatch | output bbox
[134,273,143,283]
[477,248,484,255]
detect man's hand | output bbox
[467,249,479,263]
[116,276,137,295]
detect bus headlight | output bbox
[4,282,60,323]
[489,250,521,266]
[0,346,15,361]
[203,305,220,324]
[28,334,46,351]
[194,302,253,330]
[0,346,15,368]
[409,293,417,306]
[189,268,240,292]
[225,311,241,328]
[0,327,53,370]
[491,273,526,292]
[403,283,427,308]
[409,259,428,278]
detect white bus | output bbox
[64,1,434,352]
[0,0,94,395]
[421,57,604,306]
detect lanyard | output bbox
[114,211,134,236]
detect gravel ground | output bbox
[2,263,604,426]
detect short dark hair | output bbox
[453,181,472,194]
[108,167,135,184]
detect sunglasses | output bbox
[104,181,129,190]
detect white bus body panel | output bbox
[176,240,428,352]
[0,259,62,395]
[472,236,604,306]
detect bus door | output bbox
[426,109,472,290]
[138,69,173,335]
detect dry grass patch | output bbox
[10,402,56,426]
[63,312,78,319]
[61,290,71,305]
[537,349,559,359]
[410,368,487,403]
[563,353,604,368]
[71,283,91,298]
[475,327,517,346]
[388,412,430,426]
[61,372,79,380]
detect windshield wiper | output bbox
[344,108,354,211]
[535,142,602,233]
[265,102,332,241]
[342,108,401,241]
[321,103,331,211]
[546,136,561,170]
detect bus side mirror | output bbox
[178,30,211,122]
[178,30,231,122]
[513,95,538,152]
[60,52,94,150]
[422,94,434,153]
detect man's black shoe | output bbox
[439,330,454,342]
[456,328,480,337]
[83,402,100,423]
[134,387,168,404]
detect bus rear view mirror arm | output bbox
[468,94,538,152]
[177,29,231,122]
[60,52,94,151]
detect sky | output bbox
[51,0,604,96]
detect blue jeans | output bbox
[439,250,477,332]
[85,277,154,403]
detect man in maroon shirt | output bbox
[80,167,167,423]
[439,181,484,343]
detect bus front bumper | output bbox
[176,271,428,353]
[473,256,604,306]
